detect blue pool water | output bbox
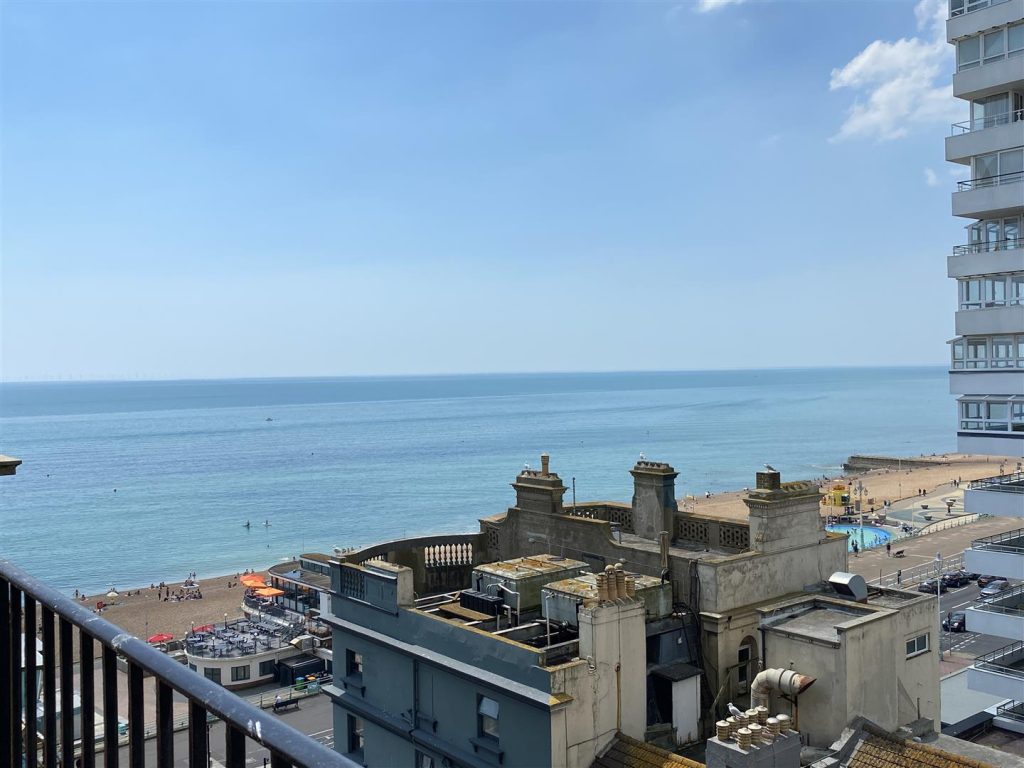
[827,524,894,551]
[0,367,952,593]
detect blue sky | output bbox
[1,0,965,380]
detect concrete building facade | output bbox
[326,456,941,763]
[946,0,1024,459]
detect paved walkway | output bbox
[845,515,1022,584]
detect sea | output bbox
[0,367,954,595]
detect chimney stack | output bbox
[630,460,678,541]
[541,453,550,476]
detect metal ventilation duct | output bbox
[828,571,868,602]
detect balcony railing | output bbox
[968,471,1024,492]
[951,111,1024,135]
[996,699,1024,723]
[1,557,358,768]
[971,526,1024,553]
[950,0,1012,17]
[973,583,1024,616]
[952,238,1023,256]
[957,171,1024,191]
[974,640,1024,678]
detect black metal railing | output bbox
[1,558,359,768]
[971,526,1024,553]
[974,640,1024,679]
[957,170,1024,192]
[968,471,1024,493]
[996,699,1024,722]
[952,238,1023,256]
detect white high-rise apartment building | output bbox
[947,0,1024,460]
[947,0,1024,723]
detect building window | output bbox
[958,36,980,69]
[737,644,752,686]
[966,338,989,368]
[416,752,436,768]
[1012,402,1024,432]
[259,660,276,677]
[346,650,363,680]
[204,667,221,684]
[906,634,929,657]
[957,24,1024,71]
[477,696,500,741]
[960,279,982,309]
[231,665,250,682]
[188,663,197,672]
[347,715,365,757]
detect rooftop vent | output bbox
[828,572,868,602]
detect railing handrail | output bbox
[957,170,1024,191]
[952,238,1023,256]
[1,558,358,767]
[950,110,1023,134]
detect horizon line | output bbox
[0,362,949,386]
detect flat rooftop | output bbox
[473,554,588,580]
[762,601,880,643]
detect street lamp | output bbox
[935,552,943,660]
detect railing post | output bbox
[188,700,209,767]
[10,585,24,767]
[1,580,13,768]
[59,617,74,768]
[128,662,145,768]
[226,722,246,767]
[81,632,96,768]
[156,679,174,768]
[25,595,39,768]
[103,645,119,768]
[42,606,57,768]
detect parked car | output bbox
[964,572,980,581]
[942,612,967,632]
[941,571,971,588]
[980,580,1010,597]
[917,579,947,594]
[976,575,999,587]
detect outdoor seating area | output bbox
[184,617,299,659]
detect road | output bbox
[115,691,334,767]
[931,579,1010,659]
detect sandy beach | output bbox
[80,572,262,651]
[682,452,1019,521]
[84,452,1019,649]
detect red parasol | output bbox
[147,633,174,644]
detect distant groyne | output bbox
[843,455,949,472]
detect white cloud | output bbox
[924,167,939,186]
[829,0,959,142]
[696,0,746,13]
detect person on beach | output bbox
[852,541,859,557]
[886,542,891,557]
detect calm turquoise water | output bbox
[0,368,953,593]
[826,524,894,551]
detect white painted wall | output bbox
[671,676,700,746]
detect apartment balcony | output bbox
[947,116,1024,165]
[955,304,1024,335]
[950,369,1024,394]
[0,557,358,768]
[968,640,1024,699]
[968,583,1024,640]
[947,240,1024,278]
[953,56,1024,101]
[965,527,1024,579]
[953,172,1024,219]
[959,430,1024,456]
[948,0,1024,43]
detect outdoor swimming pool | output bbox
[827,524,894,552]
